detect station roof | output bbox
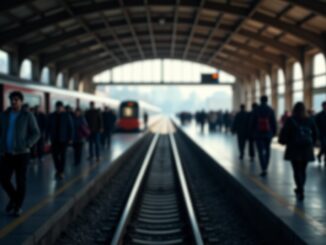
[1,0,325,80]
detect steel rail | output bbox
[110,132,160,245]
[169,126,204,245]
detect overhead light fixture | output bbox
[159,18,165,25]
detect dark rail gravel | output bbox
[56,131,267,244]
[55,135,153,245]
[174,131,267,244]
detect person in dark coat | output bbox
[33,105,47,162]
[73,108,89,165]
[279,102,318,201]
[47,101,74,180]
[232,104,249,160]
[102,107,117,147]
[247,103,258,161]
[143,111,149,129]
[315,101,326,165]
[0,91,40,216]
[85,101,103,162]
[223,111,232,133]
[251,96,277,177]
[198,110,207,133]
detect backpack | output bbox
[291,118,313,147]
[257,115,271,132]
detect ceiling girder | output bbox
[119,0,145,59]
[208,0,263,65]
[0,2,322,53]
[144,0,157,58]
[182,0,206,59]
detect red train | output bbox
[116,100,160,132]
[0,77,119,113]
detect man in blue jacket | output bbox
[251,96,277,177]
[47,101,73,180]
[0,91,40,216]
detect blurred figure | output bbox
[33,105,47,162]
[143,111,149,129]
[22,103,30,112]
[216,110,223,132]
[247,103,258,161]
[198,110,207,133]
[208,111,217,132]
[223,110,232,133]
[315,101,326,165]
[73,108,89,165]
[280,110,291,129]
[47,101,74,180]
[65,105,74,118]
[251,96,277,177]
[232,104,249,160]
[279,102,318,201]
[102,106,117,147]
[0,91,40,216]
[85,101,103,162]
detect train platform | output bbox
[175,120,326,244]
[0,131,146,245]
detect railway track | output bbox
[110,123,203,245]
[56,119,263,245]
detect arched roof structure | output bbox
[0,0,325,81]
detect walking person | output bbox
[251,96,277,177]
[143,111,149,129]
[47,101,73,180]
[247,103,258,161]
[33,105,47,162]
[279,102,318,201]
[73,108,90,165]
[85,102,103,162]
[232,104,249,160]
[0,91,40,216]
[101,107,116,147]
[315,101,326,165]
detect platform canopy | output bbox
[0,0,325,80]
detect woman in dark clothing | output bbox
[279,102,318,201]
[73,108,90,165]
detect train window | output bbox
[57,73,64,88]
[20,59,32,80]
[0,50,9,74]
[123,107,134,117]
[41,67,50,84]
[6,93,41,109]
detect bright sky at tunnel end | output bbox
[94,59,235,113]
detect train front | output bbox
[116,101,141,132]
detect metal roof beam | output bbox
[41,40,98,64]
[99,12,132,62]
[170,0,180,57]
[252,12,326,52]
[279,0,326,16]
[182,0,206,59]
[59,0,120,67]
[144,0,157,58]
[221,49,271,71]
[0,1,324,51]
[118,0,145,59]
[196,13,224,62]
[57,50,105,71]
[208,0,263,64]
[238,29,301,60]
[228,40,284,67]
[0,0,36,14]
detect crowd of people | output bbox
[179,96,326,201]
[0,91,117,216]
